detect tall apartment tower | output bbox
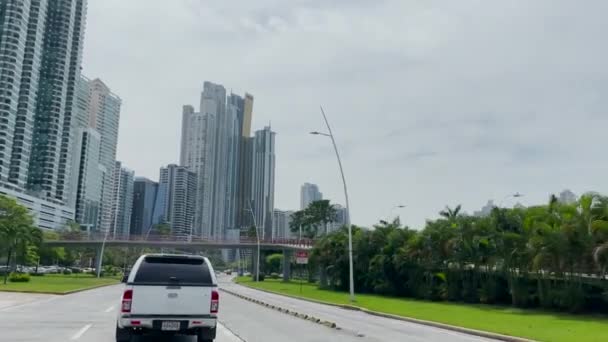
[130,177,158,236]
[109,161,133,238]
[157,164,197,239]
[87,78,121,232]
[234,93,254,230]
[300,183,323,210]
[251,126,276,239]
[0,0,88,229]
[179,82,257,240]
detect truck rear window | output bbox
[133,256,213,286]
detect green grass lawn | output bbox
[0,274,120,294]
[236,277,608,342]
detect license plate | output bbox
[161,321,180,331]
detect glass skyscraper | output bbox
[0,0,88,229]
[252,126,276,239]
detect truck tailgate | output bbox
[131,285,212,316]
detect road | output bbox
[0,278,497,342]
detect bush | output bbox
[270,272,280,279]
[30,272,45,277]
[9,272,31,283]
[103,265,120,276]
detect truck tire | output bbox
[115,325,132,342]
[197,326,217,342]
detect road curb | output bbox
[0,281,120,296]
[232,282,534,342]
[220,287,340,331]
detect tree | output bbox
[289,210,317,239]
[439,205,462,227]
[0,195,39,284]
[306,200,338,235]
[265,253,283,274]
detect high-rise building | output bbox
[157,164,197,239]
[69,75,121,233]
[27,0,87,203]
[273,209,294,239]
[109,161,133,238]
[225,94,242,232]
[0,0,88,229]
[180,102,215,238]
[330,204,349,232]
[235,94,254,231]
[251,126,276,239]
[73,128,103,229]
[558,189,577,204]
[130,177,158,237]
[235,137,254,229]
[474,200,495,217]
[87,78,121,233]
[300,183,322,210]
[180,82,254,240]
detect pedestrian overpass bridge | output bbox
[43,234,314,280]
[43,234,314,251]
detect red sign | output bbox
[295,251,309,264]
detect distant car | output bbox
[225,269,232,275]
[116,254,218,342]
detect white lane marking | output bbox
[104,305,115,313]
[217,322,244,342]
[70,324,92,340]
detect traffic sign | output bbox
[295,250,309,264]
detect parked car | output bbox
[116,254,218,342]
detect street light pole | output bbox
[246,201,260,282]
[310,106,355,302]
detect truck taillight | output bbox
[210,290,219,314]
[121,289,133,313]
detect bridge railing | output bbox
[54,233,316,248]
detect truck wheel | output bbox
[115,325,132,342]
[197,326,216,342]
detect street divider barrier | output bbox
[220,288,340,331]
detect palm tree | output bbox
[439,205,462,228]
[306,200,338,235]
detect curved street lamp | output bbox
[310,106,355,302]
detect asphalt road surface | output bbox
[0,278,497,342]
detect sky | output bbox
[83,0,608,229]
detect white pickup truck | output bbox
[116,254,219,342]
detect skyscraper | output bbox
[273,209,294,239]
[157,164,197,239]
[180,102,215,238]
[251,126,276,239]
[300,183,323,210]
[109,161,134,238]
[0,0,88,229]
[225,94,242,231]
[235,94,254,230]
[73,128,103,229]
[330,204,349,232]
[180,82,254,240]
[27,0,87,203]
[130,177,158,237]
[87,78,121,233]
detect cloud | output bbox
[84,0,608,228]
